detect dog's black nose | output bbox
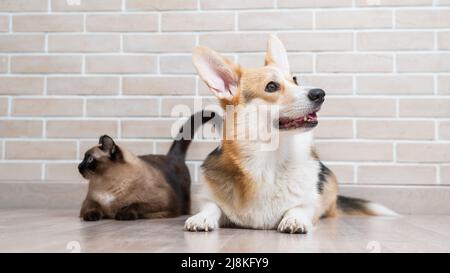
[308,88,325,103]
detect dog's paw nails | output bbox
[277,217,311,234]
[184,214,217,232]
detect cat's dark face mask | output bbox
[78,135,123,179]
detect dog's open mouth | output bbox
[278,112,318,130]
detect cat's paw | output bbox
[82,210,102,221]
[277,216,312,234]
[184,214,218,232]
[115,206,139,221]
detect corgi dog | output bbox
[185,35,397,234]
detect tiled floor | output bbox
[1,209,449,253]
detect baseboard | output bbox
[0,181,449,214]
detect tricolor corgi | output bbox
[185,35,398,234]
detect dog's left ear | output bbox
[265,35,290,74]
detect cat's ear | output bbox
[98,135,122,160]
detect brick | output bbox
[0,77,44,95]
[298,76,353,95]
[122,76,196,95]
[199,33,269,52]
[314,119,353,139]
[156,141,219,160]
[12,98,83,117]
[327,164,354,184]
[161,97,217,116]
[202,0,273,9]
[278,0,352,7]
[439,122,450,140]
[47,77,119,95]
[317,53,393,73]
[52,0,122,11]
[399,99,450,118]
[316,10,392,29]
[6,141,77,160]
[11,56,81,74]
[278,32,353,52]
[0,35,45,52]
[357,120,434,140]
[86,55,156,74]
[0,16,8,32]
[238,53,313,73]
[86,14,158,32]
[127,0,197,10]
[321,98,396,117]
[356,75,434,94]
[239,11,312,30]
[47,120,117,138]
[0,163,41,180]
[45,163,81,181]
[124,34,196,53]
[0,98,7,116]
[115,140,155,156]
[0,56,7,73]
[356,0,433,6]
[438,75,450,94]
[160,56,196,74]
[0,0,47,12]
[396,10,450,28]
[358,165,436,185]
[48,35,120,53]
[442,165,450,185]
[316,142,393,162]
[162,12,234,32]
[0,120,43,138]
[397,54,450,72]
[357,32,434,51]
[13,15,83,32]
[438,32,450,49]
[122,119,175,138]
[86,99,158,117]
[79,140,99,156]
[397,143,450,163]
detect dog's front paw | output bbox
[184,214,218,232]
[277,216,312,234]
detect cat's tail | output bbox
[337,195,399,216]
[167,110,218,159]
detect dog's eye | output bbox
[265,81,280,93]
[293,76,298,85]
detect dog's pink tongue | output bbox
[308,112,317,119]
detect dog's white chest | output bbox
[219,133,321,229]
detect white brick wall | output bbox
[0,0,449,201]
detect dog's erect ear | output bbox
[265,35,290,74]
[193,46,240,101]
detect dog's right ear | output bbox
[192,46,240,101]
